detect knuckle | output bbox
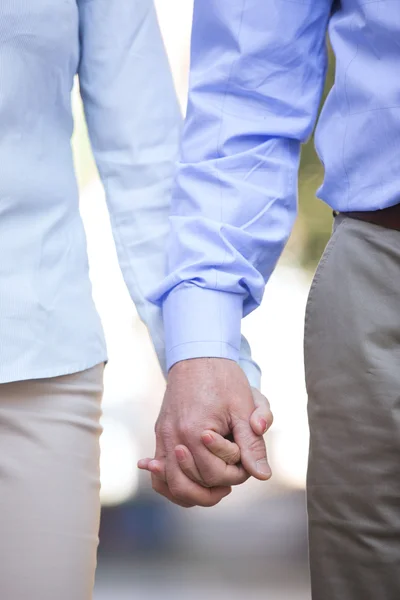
[151,478,164,494]
[225,447,241,465]
[238,472,250,485]
[233,474,247,487]
[202,473,219,488]
[169,482,191,503]
[158,423,169,437]
[177,420,194,441]
[180,465,203,486]
[247,436,266,457]
[192,473,208,487]
[156,423,172,442]
[196,492,219,508]
[201,499,217,508]
[203,491,229,508]
[155,421,169,440]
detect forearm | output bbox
[78,0,180,372]
[151,0,331,371]
[77,0,261,384]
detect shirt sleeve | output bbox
[77,0,180,375]
[77,0,262,387]
[150,0,332,371]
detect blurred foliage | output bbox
[293,44,335,271]
[72,82,97,190]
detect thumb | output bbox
[249,388,274,437]
[233,416,272,481]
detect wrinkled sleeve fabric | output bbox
[77,0,181,375]
[151,0,332,371]
[77,0,261,386]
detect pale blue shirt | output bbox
[0,0,260,386]
[153,0,400,370]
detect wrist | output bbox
[170,356,235,374]
[167,357,244,389]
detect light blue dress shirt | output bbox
[0,0,260,387]
[154,0,400,371]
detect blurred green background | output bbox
[290,45,335,270]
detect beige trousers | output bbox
[0,364,103,600]
[305,215,400,599]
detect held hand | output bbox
[175,387,273,485]
[138,359,273,508]
[139,386,273,486]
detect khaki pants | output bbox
[0,364,103,599]
[305,215,400,599]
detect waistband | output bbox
[341,204,400,232]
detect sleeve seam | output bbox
[168,340,240,352]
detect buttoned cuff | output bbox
[239,357,261,390]
[163,283,243,371]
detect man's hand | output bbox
[139,386,273,493]
[138,358,273,508]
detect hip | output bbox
[0,293,107,383]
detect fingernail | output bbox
[175,448,186,462]
[149,460,161,473]
[256,459,272,478]
[259,418,267,434]
[202,433,214,446]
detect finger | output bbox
[140,458,196,507]
[147,439,248,488]
[152,418,218,506]
[148,460,166,480]
[139,456,223,490]
[138,458,167,482]
[166,454,232,507]
[181,442,249,487]
[138,457,157,471]
[145,453,234,505]
[151,475,195,508]
[174,446,203,484]
[139,458,170,487]
[249,388,274,436]
[201,430,241,465]
[176,444,249,487]
[233,418,272,481]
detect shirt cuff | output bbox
[239,357,261,390]
[163,283,243,371]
